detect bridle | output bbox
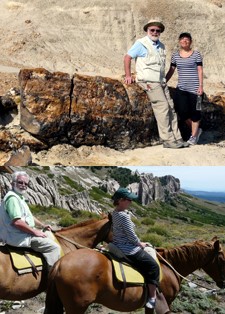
[202,247,225,289]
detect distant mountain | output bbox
[184,190,225,203]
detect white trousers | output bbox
[138,82,182,143]
[30,234,61,267]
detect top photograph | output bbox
[0,0,224,166]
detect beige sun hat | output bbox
[143,18,165,33]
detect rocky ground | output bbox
[1,280,224,314]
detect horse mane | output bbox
[58,214,109,232]
[59,218,102,231]
[157,240,214,263]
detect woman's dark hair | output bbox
[113,198,122,206]
[179,32,192,41]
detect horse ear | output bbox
[211,236,218,241]
[108,212,112,221]
[213,239,220,252]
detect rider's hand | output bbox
[139,242,147,248]
[42,224,52,232]
[124,76,134,84]
[33,229,47,238]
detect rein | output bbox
[55,232,87,249]
[156,251,216,291]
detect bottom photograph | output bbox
[0,166,225,314]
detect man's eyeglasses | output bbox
[148,28,161,33]
[16,181,29,187]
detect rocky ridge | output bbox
[0,167,180,213]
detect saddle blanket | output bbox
[6,231,63,274]
[8,246,43,274]
[108,243,162,285]
[112,259,145,284]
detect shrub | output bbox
[147,225,170,237]
[62,176,85,192]
[141,217,155,226]
[59,214,77,227]
[171,284,220,313]
[140,233,164,247]
[109,167,140,187]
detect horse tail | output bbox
[44,261,64,314]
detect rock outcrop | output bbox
[0,0,224,87]
[0,167,180,212]
[128,173,180,204]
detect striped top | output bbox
[171,50,203,94]
[112,210,141,255]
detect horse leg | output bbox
[145,308,154,314]
[155,290,171,314]
[44,263,64,314]
[145,302,171,314]
[57,280,96,314]
[63,301,89,314]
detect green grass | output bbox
[29,204,100,227]
[62,175,85,192]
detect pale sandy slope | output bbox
[0,0,224,92]
[32,136,225,166]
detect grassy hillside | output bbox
[32,190,225,247]
[10,165,224,246]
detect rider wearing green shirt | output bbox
[0,171,61,269]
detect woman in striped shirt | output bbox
[166,32,203,145]
[111,187,159,309]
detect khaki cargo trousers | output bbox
[138,82,182,143]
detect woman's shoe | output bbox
[145,298,156,309]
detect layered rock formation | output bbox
[0,0,224,88]
[128,172,180,204]
[0,167,180,212]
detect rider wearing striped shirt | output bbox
[111,187,159,310]
[166,32,203,145]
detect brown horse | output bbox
[44,237,225,314]
[0,214,112,301]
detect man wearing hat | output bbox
[124,19,188,149]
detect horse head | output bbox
[202,237,225,289]
[93,213,112,246]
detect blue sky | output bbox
[126,166,225,192]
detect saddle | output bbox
[0,231,62,276]
[106,242,161,285]
[5,245,45,275]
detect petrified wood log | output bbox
[19,68,158,150]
